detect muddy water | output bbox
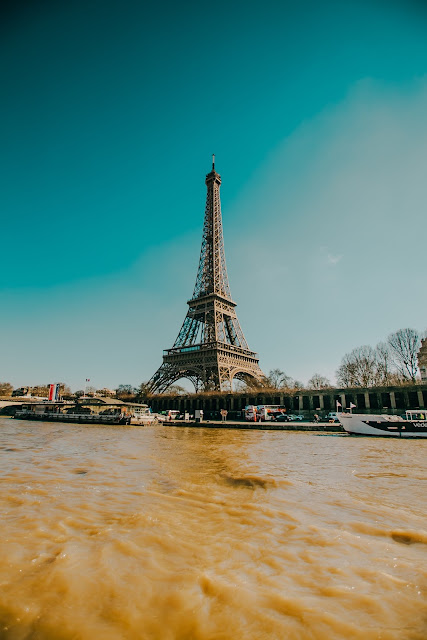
[0,418,426,640]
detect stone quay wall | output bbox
[147,384,427,420]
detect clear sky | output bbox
[1,0,427,391]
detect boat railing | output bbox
[15,410,124,422]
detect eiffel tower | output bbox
[148,157,265,393]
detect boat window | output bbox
[406,411,426,420]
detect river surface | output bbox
[0,418,426,640]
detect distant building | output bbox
[418,338,427,382]
[96,388,116,397]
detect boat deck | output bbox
[166,420,344,431]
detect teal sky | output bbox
[2,0,427,391]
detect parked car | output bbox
[274,414,289,422]
[288,414,304,421]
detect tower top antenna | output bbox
[212,154,215,170]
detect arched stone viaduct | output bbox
[148,384,427,419]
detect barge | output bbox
[13,398,156,426]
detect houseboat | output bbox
[13,398,154,426]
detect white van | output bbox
[163,410,181,421]
[244,405,287,422]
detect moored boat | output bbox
[13,398,159,426]
[14,402,131,425]
[339,410,427,437]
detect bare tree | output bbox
[136,382,152,399]
[266,369,285,389]
[58,383,72,397]
[237,371,284,391]
[116,384,137,399]
[239,376,268,391]
[85,386,96,396]
[167,384,187,395]
[266,369,294,389]
[336,345,379,387]
[374,342,393,386]
[0,382,13,396]
[292,380,305,390]
[387,328,420,382]
[307,374,331,389]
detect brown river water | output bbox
[1,417,426,640]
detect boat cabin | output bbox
[15,398,151,419]
[405,410,426,421]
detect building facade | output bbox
[418,338,427,382]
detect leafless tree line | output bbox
[243,327,424,392]
[241,369,331,392]
[336,328,424,388]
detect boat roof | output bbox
[20,399,148,408]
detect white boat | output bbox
[15,402,131,425]
[129,406,157,425]
[339,410,427,438]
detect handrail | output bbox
[164,342,257,357]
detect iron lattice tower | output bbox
[148,157,265,393]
